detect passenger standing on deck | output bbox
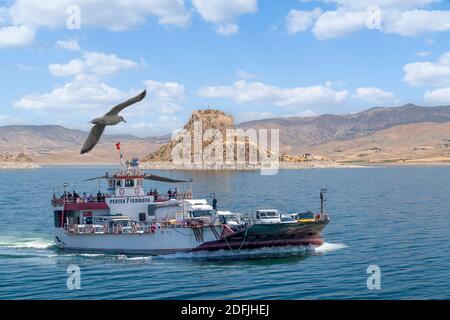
[212,197,218,210]
[168,188,172,199]
[154,189,158,201]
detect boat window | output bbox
[148,204,157,216]
[111,220,131,227]
[125,179,134,187]
[297,211,314,219]
[191,210,213,218]
[116,180,122,187]
[139,212,146,222]
[108,180,114,188]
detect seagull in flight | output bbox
[80,90,146,154]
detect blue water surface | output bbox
[0,166,449,299]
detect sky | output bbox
[0,0,450,136]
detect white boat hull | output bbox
[54,226,223,254]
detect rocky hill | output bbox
[141,109,331,169]
[142,109,235,163]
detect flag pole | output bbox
[116,142,123,169]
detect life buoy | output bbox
[119,188,125,196]
[134,187,140,196]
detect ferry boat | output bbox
[52,158,330,254]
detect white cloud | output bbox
[404,51,450,87]
[143,80,185,102]
[118,79,185,120]
[14,74,127,110]
[0,25,34,47]
[416,51,431,57]
[14,50,142,111]
[198,80,349,108]
[215,23,239,35]
[424,87,450,104]
[324,0,437,10]
[383,10,450,36]
[312,9,367,39]
[286,1,450,39]
[354,87,397,104]
[49,51,139,77]
[9,0,191,30]
[192,0,257,23]
[286,8,321,34]
[55,39,81,51]
[0,0,191,47]
[192,0,257,35]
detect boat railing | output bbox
[63,219,220,235]
[153,191,193,202]
[52,196,109,207]
[63,222,157,235]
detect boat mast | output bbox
[320,188,327,214]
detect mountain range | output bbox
[2,103,450,165]
[0,125,168,164]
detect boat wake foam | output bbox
[314,242,347,253]
[158,242,347,260]
[0,236,54,250]
[158,245,317,260]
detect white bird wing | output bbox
[104,90,147,116]
[80,124,106,154]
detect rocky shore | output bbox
[0,152,40,169]
[139,160,361,170]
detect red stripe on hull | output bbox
[193,237,324,251]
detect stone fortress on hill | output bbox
[140,109,334,170]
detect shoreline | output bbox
[3,161,450,170]
[0,162,41,169]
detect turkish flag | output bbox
[116,142,121,150]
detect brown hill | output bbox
[0,125,166,164]
[307,121,450,164]
[3,104,450,165]
[237,104,450,155]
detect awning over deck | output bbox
[64,202,109,211]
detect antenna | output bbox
[320,188,327,215]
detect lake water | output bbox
[0,166,449,299]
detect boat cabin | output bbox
[254,209,281,224]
